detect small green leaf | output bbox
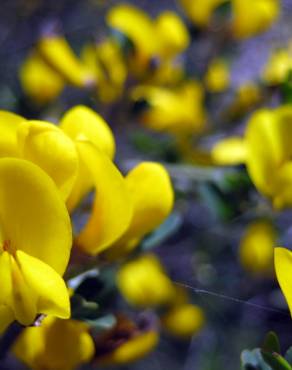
[70,294,99,321]
[262,332,281,354]
[141,212,182,250]
[261,351,292,370]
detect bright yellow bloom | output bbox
[179,0,227,27]
[212,106,292,209]
[262,48,292,85]
[239,220,276,275]
[0,111,26,157]
[19,51,65,104]
[212,136,247,165]
[37,34,96,87]
[205,58,230,93]
[274,247,292,316]
[232,0,280,39]
[117,254,176,307]
[0,158,71,332]
[162,303,205,338]
[107,162,174,258]
[13,317,94,370]
[131,81,206,135]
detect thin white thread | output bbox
[174,281,289,316]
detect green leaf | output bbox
[262,332,281,354]
[261,351,292,370]
[284,348,292,365]
[241,349,272,370]
[141,212,182,250]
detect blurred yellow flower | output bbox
[132,81,206,135]
[239,220,276,275]
[274,247,292,316]
[94,314,159,365]
[232,0,280,39]
[107,162,174,258]
[117,254,176,307]
[212,106,292,209]
[162,303,205,338]
[13,317,94,370]
[0,158,71,332]
[19,51,64,104]
[205,58,230,93]
[262,48,292,85]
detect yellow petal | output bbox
[0,158,72,275]
[274,247,292,316]
[19,51,64,104]
[212,136,246,165]
[205,58,230,93]
[155,11,190,58]
[75,141,133,255]
[16,250,70,319]
[0,305,14,335]
[60,105,115,159]
[232,0,280,39]
[109,162,173,256]
[37,35,96,87]
[17,120,79,200]
[0,110,26,157]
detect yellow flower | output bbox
[239,220,276,275]
[131,81,206,135]
[162,303,205,338]
[19,51,65,104]
[274,247,292,316]
[262,48,292,85]
[204,58,230,93]
[0,158,71,332]
[212,106,292,209]
[106,162,174,258]
[232,0,280,39]
[81,40,127,103]
[117,254,175,307]
[179,0,227,27]
[13,316,94,370]
[37,34,96,88]
[94,314,159,365]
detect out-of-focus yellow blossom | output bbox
[234,82,262,110]
[37,34,96,87]
[274,247,292,316]
[94,315,159,365]
[132,81,206,135]
[180,0,279,39]
[232,0,280,39]
[107,5,189,76]
[81,40,127,103]
[13,317,94,370]
[0,111,26,157]
[212,136,247,165]
[0,158,71,332]
[212,106,292,209]
[262,48,292,85]
[204,58,230,93]
[239,220,276,275]
[19,51,65,104]
[106,162,174,258]
[162,303,205,338]
[179,0,227,27]
[117,254,176,307]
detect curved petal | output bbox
[0,305,14,335]
[274,247,292,316]
[17,120,79,200]
[75,141,133,255]
[60,105,115,159]
[0,110,26,157]
[16,250,70,319]
[0,158,72,275]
